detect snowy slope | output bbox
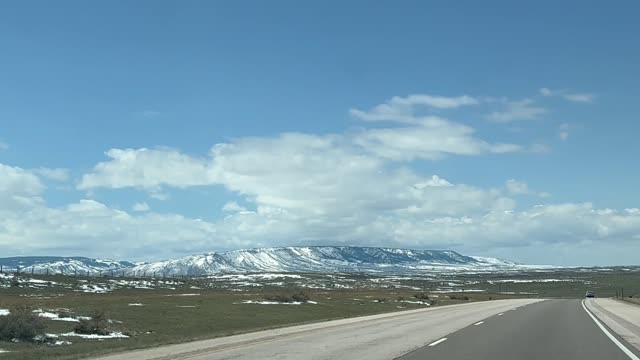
[0,256,134,275]
[0,247,535,276]
[129,246,525,276]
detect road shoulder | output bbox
[587,298,640,353]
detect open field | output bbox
[0,266,639,359]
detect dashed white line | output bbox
[582,300,640,360]
[474,321,484,326]
[497,313,504,316]
[428,338,447,347]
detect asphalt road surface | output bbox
[95,299,541,360]
[95,298,640,360]
[399,299,640,360]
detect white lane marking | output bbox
[497,313,504,316]
[428,338,447,347]
[474,321,484,326]
[582,299,640,360]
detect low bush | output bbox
[413,293,430,300]
[0,305,46,342]
[264,290,310,303]
[449,294,470,301]
[57,309,72,319]
[74,310,110,335]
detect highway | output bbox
[399,299,640,360]
[95,298,640,360]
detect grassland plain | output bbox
[0,267,638,359]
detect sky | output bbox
[1,1,639,266]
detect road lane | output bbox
[94,299,541,360]
[398,299,640,360]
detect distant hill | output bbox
[0,247,532,276]
[129,246,529,276]
[0,256,134,275]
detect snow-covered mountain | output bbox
[129,246,527,276]
[0,256,134,275]
[0,247,535,276]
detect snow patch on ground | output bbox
[398,300,430,305]
[0,309,9,316]
[489,278,574,283]
[128,303,144,306]
[239,300,304,305]
[210,273,303,281]
[164,293,200,297]
[78,284,111,293]
[58,332,129,339]
[33,309,83,322]
[51,340,72,346]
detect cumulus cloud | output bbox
[1,93,636,264]
[7,192,639,264]
[0,164,45,211]
[132,202,150,212]
[1,151,640,263]
[68,134,640,261]
[353,120,522,160]
[32,168,70,182]
[505,179,550,198]
[350,94,479,123]
[222,201,247,212]
[79,120,523,193]
[486,99,547,123]
[78,148,210,190]
[506,179,530,195]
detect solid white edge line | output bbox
[428,338,447,347]
[474,321,484,326]
[582,299,640,360]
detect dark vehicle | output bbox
[585,291,595,298]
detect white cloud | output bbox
[32,168,70,182]
[506,179,530,195]
[486,99,547,123]
[1,155,640,264]
[149,191,170,201]
[350,94,479,123]
[222,201,247,212]
[563,93,595,103]
[353,119,522,160]
[415,175,452,188]
[132,202,150,212]
[505,179,550,198]
[538,88,595,103]
[78,148,210,190]
[0,163,45,211]
[3,93,635,264]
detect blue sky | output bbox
[1,1,639,265]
